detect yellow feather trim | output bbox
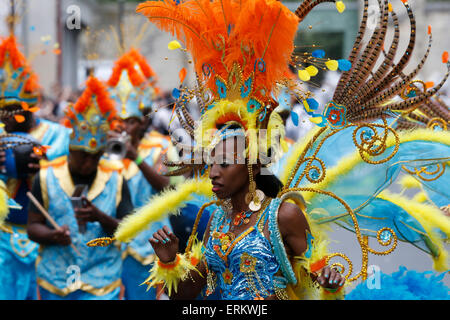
[377,190,450,271]
[195,99,259,158]
[399,175,422,190]
[142,253,198,296]
[142,238,204,297]
[266,112,287,160]
[412,192,428,203]
[188,237,204,266]
[0,180,8,226]
[115,178,213,243]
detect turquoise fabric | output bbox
[0,224,38,300]
[37,118,70,161]
[37,165,122,297]
[121,256,156,300]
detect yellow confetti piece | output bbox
[325,60,339,71]
[298,69,311,82]
[310,116,323,124]
[40,35,52,42]
[388,3,393,12]
[302,100,312,113]
[168,40,182,50]
[306,65,319,77]
[336,1,346,13]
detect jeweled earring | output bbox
[245,164,264,212]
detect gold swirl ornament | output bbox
[402,162,446,182]
[86,237,116,247]
[427,117,448,131]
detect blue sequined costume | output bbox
[203,203,285,300]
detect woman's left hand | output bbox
[317,266,345,290]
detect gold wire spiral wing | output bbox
[280,118,403,282]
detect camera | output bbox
[0,132,41,179]
[106,132,130,161]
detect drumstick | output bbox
[27,192,81,256]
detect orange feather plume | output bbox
[136,0,299,103]
[65,76,117,126]
[127,48,157,80]
[108,48,158,88]
[0,35,40,94]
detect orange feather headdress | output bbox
[136,0,299,168]
[107,48,159,118]
[0,35,40,108]
[137,0,298,111]
[64,76,119,153]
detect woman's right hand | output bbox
[149,226,179,263]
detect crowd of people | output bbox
[0,0,449,302]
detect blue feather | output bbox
[346,266,450,300]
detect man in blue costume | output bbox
[27,76,133,300]
[0,35,70,300]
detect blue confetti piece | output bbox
[172,88,181,99]
[30,26,36,31]
[306,98,319,111]
[338,59,352,71]
[312,49,325,59]
[291,111,299,126]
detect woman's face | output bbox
[208,137,254,199]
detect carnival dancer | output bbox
[0,34,70,300]
[106,48,180,300]
[27,76,134,300]
[89,0,450,300]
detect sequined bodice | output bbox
[203,207,280,300]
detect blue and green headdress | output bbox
[64,77,119,153]
[0,35,39,116]
[107,48,158,120]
